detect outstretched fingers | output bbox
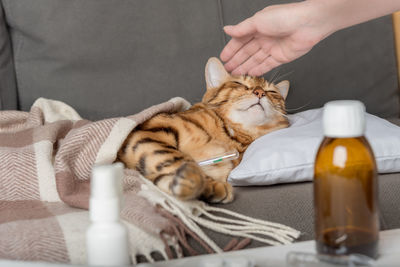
[231,49,270,76]
[248,56,282,76]
[223,17,257,38]
[223,39,260,72]
[220,36,252,63]
[220,17,257,62]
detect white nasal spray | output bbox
[86,163,130,266]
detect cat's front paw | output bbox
[169,162,205,201]
[202,179,234,204]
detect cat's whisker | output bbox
[269,69,281,85]
[272,106,289,118]
[285,101,312,112]
[273,70,294,83]
[275,111,289,119]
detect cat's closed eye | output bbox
[266,90,280,95]
[232,81,250,90]
[266,90,283,100]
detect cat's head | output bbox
[202,57,289,139]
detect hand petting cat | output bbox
[220,0,400,76]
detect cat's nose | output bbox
[253,87,266,99]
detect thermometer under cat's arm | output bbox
[197,150,239,167]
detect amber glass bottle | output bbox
[314,100,379,259]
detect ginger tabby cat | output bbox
[118,57,289,203]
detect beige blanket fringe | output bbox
[140,177,300,254]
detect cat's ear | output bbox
[205,57,230,90]
[275,80,290,100]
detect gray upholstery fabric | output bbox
[213,182,314,247]
[2,0,399,119]
[2,0,225,120]
[0,1,17,110]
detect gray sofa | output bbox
[1,0,400,256]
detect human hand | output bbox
[220,2,333,76]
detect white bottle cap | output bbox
[90,163,124,222]
[323,100,366,138]
[91,163,124,198]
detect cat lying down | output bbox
[118,57,289,203]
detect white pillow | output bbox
[228,108,400,186]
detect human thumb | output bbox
[223,17,257,38]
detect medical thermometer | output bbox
[197,150,239,167]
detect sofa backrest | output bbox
[0,1,17,110]
[1,0,399,119]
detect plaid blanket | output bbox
[0,98,300,264]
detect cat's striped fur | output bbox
[118,58,289,203]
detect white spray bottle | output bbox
[86,163,130,266]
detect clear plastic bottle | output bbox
[314,100,379,259]
[86,163,130,266]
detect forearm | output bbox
[220,0,400,75]
[306,0,400,34]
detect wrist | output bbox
[304,0,360,34]
[293,0,338,43]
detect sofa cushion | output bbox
[2,0,225,120]
[2,0,399,119]
[222,0,400,118]
[0,1,17,110]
